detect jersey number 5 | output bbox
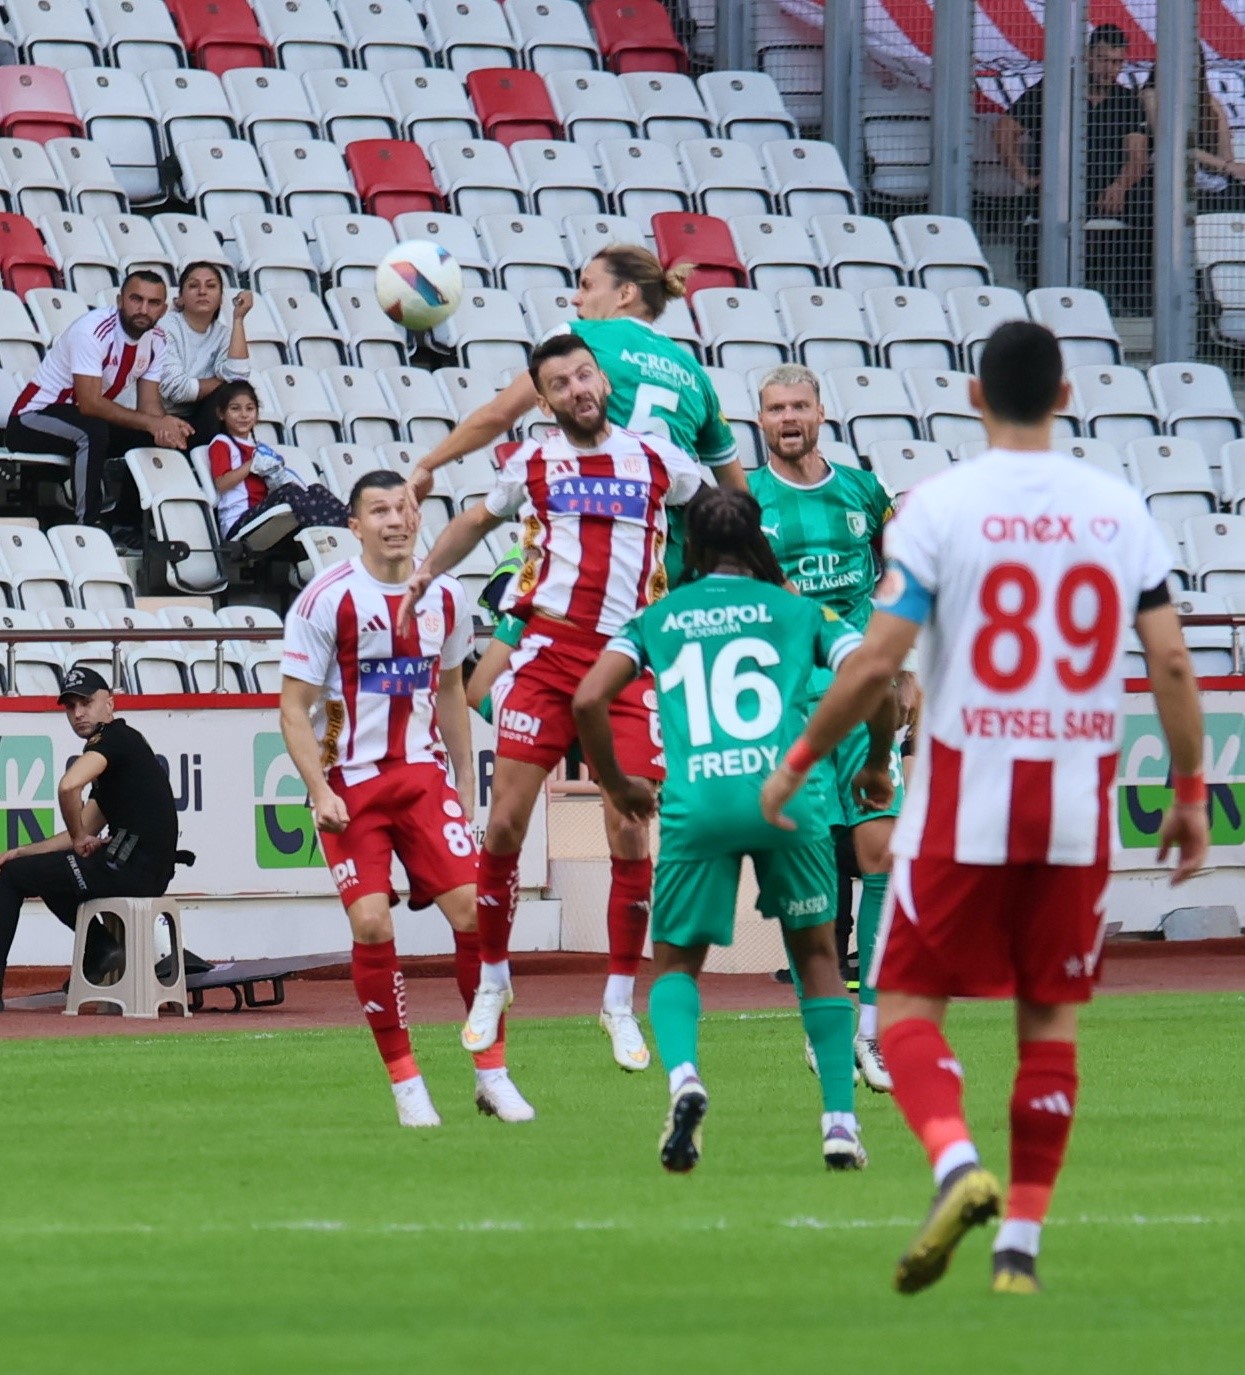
[972,562,1121,693]
[626,383,680,440]
[660,639,783,745]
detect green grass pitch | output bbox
[4,993,1243,1374]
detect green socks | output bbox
[649,971,701,1075]
[800,996,856,1112]
[856,872,889,1007]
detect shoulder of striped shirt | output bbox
[292,558,355,617]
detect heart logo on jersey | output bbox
[1090,517,1119,542]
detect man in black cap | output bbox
[0,665,181,1008]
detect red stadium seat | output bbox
[166,0,272,75]
[466,69,561,149]
[0,214,59,297]
[651,211,745,298]
[0,67,84,144]
[345,140,445,221]
[588,0,689,75]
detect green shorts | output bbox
[651,840,836,950]
[833,718,905,830]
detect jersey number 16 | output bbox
[660,638,783,744]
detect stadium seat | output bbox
[0,524,70,609]
[698,71,797,146]
[216,603,285,691]
[95,607,187,694]
[0,212,58,296]
[166,0,272,75]
[264,292,346,369]
[303,68,398,148]
[319,368,401,446]
[620,72,711,145]
[222,68,319,148]
[151,211,234,281]
[316,215,398,290]
[1220,439,1245,513]
[893,215,991,295]
[944,285,1029,371]
[335,0,431,74]
[345,140,444,221]
[0,605,64,694]
[509,139,605,219]
[229,211,319,295]
[126,449,228,595]
[1195,212,1245,347]
[435,365,504,421]
[506,0,600,75]
[776,286,872,370]
[679,138,773,218]
[239,289,288,369]
[597,137,690,222]
[1147,362,1245,477]
[382,69,482,147]
[730,215,820,292]
[864,440,953,500]
[1026,288,1122,368]
[0,136,66,217]
[35,212,118,299]
[315,442,385,501]
[902,368,986,450]
[861,96,932,203]
[1125,438,1219,525]
[0,66,84,144]
[823,366,920,451]
[393,211,489,286]
[92,0,187,73]
[156,604,245,691]
[5,0,101,72]
[589,0,688,75]
[477,213,574,293]
[691,287,787,373]
[652,211,745,297]
[296,523,361,576]
[1052,436,1130,484]
[467,70,561,148]
[424,0,520,76]
[1068,365,1160,448]
[65,69,162,206]
[649,293,703,359]
[175,139,272,240]
[1182,514,1245,597]
[519,285,576,339]
[378,366,456,449]
[48,524,136,611]
[427,139,524,219]
[810,215,904,301]
[862,286,957,371]
[44,138,127,218]
[760,139,856,220]
[432,286,531,372]
[262,139,360,224]
[1168,590,1236,677]
[259,365,343,448]
[1153,518,1192,588]
[23,284,87,340]
[701,365,763,468]
[251,0,349,72]
[544,70,639,146]
[143,70,236,150]
[563,212,648,268]
[38,607,124,689]
[0,287,43,372]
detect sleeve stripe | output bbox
[827,632,863,673]
[605,637,643,671]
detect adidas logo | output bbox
[361,613,388,633]
[1029,1092,1073,1116]
[478,895,500,907]
[361,1000,385,1014]
[937,1057,964,1079]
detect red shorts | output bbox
[318,762,477,910]
[873,854,1110,1005]
[493,614,665,780]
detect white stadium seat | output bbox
[507,0,600,76]
[229,212,319,296]
[545,71,639,147]
[691,287,788,373]
[124,449,227,595]
[679,138,773,218]
[865,439,953,500]
[1125,438,1219,525]
[0,607,62,695]
[378,367,456,451]
[760,139,856,220]
[36,212,117,300]
[259,365,343,449]
[1052,436,1130,484]
[382,69,482,146]
[0,137,65,218]
[862,286,956,371]
[264,291,347,369]
[730,214,820,292]
[810,214,904,301]
[1147,362,1245,478]
[251,0,350,72]
[392,212,490,287]
[776,287,871,371]
[1068,365,1160,448]
[423,0,520,76]
[477,212,575,293]
[325,284,407,370]
[597,137,690,223]
[7,0,101,70]
[893,215,991,294]
[0,290,43,374]
[23,287,89,344]
[176,139,273,238]
[312,213,397,289]
[0,525,71,610]
[1182,515,1245,597]
[319,368,401,447]
[427,139,524,219]
[1026,288,1122,368]
[92,0,186,73]
[44,138,127,218]
[823,366,920,452]
[151,211,234,281]
[902,368,986,450]
[302,68,398,149]
[509,139,606,220]
[697,71,798,146]
[96,607,186,693]
[144,70,237,148]
[563,213,649,269]
[222,69,319,148]
[432,286,532,373]
[620,73,712,145]
[335,0,432,74]
[65,67,162,205]
[944,285,1029,371]
[262,139,360,224]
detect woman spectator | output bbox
[1141,47,1245,214]
[160,262,253,446]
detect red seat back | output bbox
[166,0,273,72]
[0,67,84,143]
[466,69,561,149]
[344,139,445,221]
[588,1,689,75]
[651,211,745,297]
[0,213,59,296]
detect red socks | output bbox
[476,847,519,965]
[880,1018,973,1168]
[1007,1040,1078,1224]
[606,856,652,976]
[351,940,417,1085]
[453,928,506,1070]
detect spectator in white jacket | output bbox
[160,261,253,445]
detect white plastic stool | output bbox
[64,896,190,1019]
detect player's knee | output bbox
[437,884,477,933]
[484,806,528,853]
[347,902,394,945]
[606,814,650,860]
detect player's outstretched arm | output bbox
[437,663,476,823]
[572,652,658,822]
[853,690,901,816]
[279,676,349,833]
[407,373,539,502]
[1136,602,1210,883]
[399,501,503,631]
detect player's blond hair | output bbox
[758,364,821,401]
[593,245,691,321]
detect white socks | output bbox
[995,1219,1042,1257]
[475,1066,508,1085]
[822,1110,859,1132]
[668,1062,699,1094]
[481,959,511,990]
[857,1004,879,1039]
[933,1140,980,1186]
[603,973,635,1013]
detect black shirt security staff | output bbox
[0,665,180,1009]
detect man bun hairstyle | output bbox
[593,244,689,319]
[978,321,1065,426]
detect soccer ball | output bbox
[375,240,463,332]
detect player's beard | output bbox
[555,396,608,448]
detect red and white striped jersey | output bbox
[12,307,165,416]
[280,556,472,788]
[484,425,704,637]
[882,448,1172,867]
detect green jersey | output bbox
[609,574,862,859]
[748,462,895,633]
